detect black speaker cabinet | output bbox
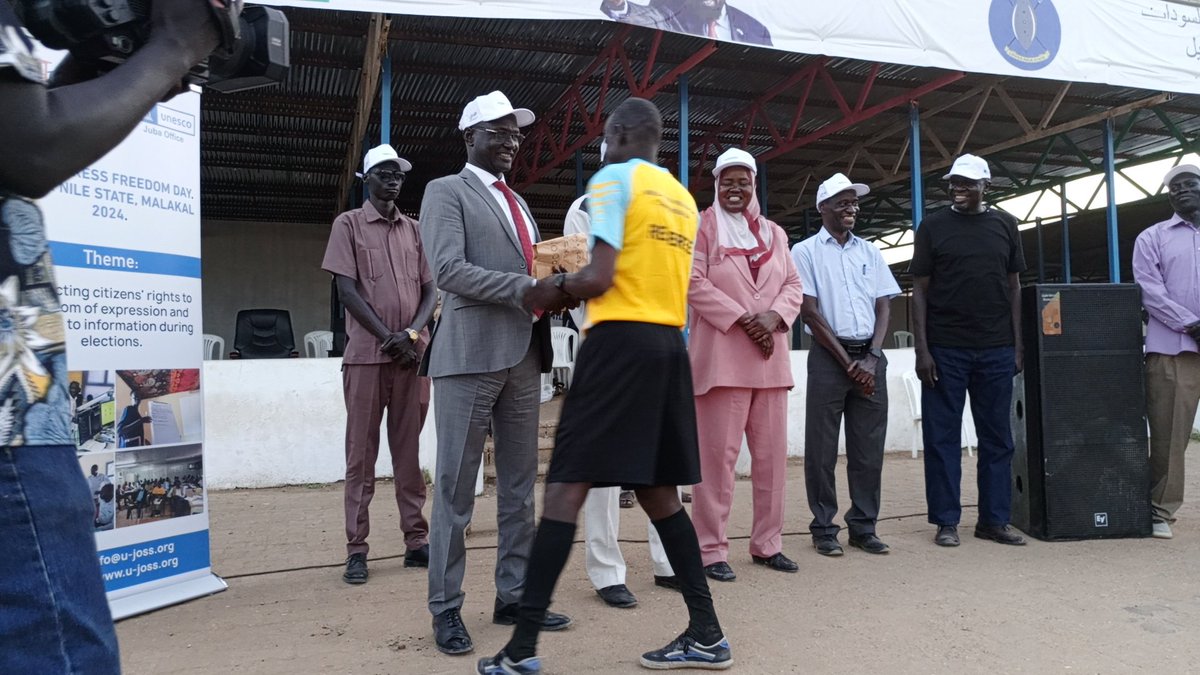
[1011,284,1151,540]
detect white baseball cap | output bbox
[1163,163,1200,186]
[816,173,870,205]
[458,91,536,130]
[943,153,991,181]
[712,148,757,177]
[360,144,412,176]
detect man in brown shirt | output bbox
[322,144,438,584]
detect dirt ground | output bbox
[117,450,1200,675]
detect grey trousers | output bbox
[1146,352,1200,523]
[804,344,887,537]
[427,340,541,616]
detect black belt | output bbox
[838,339,871,355]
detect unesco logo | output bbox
[988,0,1062,71]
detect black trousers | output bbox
[804,343,888,537]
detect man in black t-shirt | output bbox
[909,153,1027,549]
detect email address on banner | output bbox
[98,531,210,592]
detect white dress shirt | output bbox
[463,162,539,247]
[791,227,901,341]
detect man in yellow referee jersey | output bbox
[478,97,732,674]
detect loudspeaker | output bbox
[1011,283,1151,540]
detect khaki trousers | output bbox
[1145,352,1200,522]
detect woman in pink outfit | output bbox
[688,148,804,582]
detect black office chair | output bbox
[230,309,299,359]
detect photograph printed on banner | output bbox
[114,369,201,448]
[70,370,117,451]
[77,450,117,532]
[114,444,205,529]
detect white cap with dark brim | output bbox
[816,173,869,205]
[712,148,757,177]
[459,90,536,130]
[943,153,991,181]
[359,144,412,177]
[1163,163,1200,186]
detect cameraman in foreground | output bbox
[0,1,220,672]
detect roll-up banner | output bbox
[272,0,1200,96]
[40,88,226,619]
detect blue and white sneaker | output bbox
[639,634,732,670]
[476,650,541,674]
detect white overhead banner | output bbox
[270,0,1200,95]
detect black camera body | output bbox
[15,0,289,93]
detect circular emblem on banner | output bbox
[989,0,1061,70]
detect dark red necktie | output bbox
[493,180,535,271]
[493,180,541,318]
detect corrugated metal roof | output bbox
[201,8,1200,240]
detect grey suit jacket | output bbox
[419,167,553,378]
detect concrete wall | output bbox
[201,220,332,356]
[202,349,969,489]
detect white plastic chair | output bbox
[550,326,579,390]
[202,334,224,360]
[902,370,923,458]
[893,330,915,348]
[961,393,977,457]
[902,370,976,458]
[304,330,333,358]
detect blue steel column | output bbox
[1061,181,1072,283]
[679,74,689,187]
[909,102,924,229]
[1102,118,1120,282]
[381,46,391,146]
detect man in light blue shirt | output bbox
[791,173,900,557]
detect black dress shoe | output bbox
[812,535,844,556]
[596,584,638,608]
[493,599,573,632]
[342,552,368,584]
[848,533,890,554]
[974,524,1027,546]
[404,544,430,568]
[935,525,960,547]
[654,575,682,592]
[432,608,473,655]
[704,561,736,582]
[752,552,799,572]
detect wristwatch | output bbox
[554,273,568,293]
[868,347,884,358]
[404,328,420,342]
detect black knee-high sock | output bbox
[652,508,725,644]
[504,518,576,661]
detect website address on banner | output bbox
[98,531,209,591]
[100,542,180,582]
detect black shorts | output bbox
[547,321,701,488]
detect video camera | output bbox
[14,0,289,93]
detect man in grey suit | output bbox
[420,90,574,656]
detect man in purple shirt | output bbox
[1132,163,1200,540]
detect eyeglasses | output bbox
[831,199,860,211]
[1168,179,1200,193]
[474,127,526,145]
[370,170,406,182]
[947,178,981,189]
